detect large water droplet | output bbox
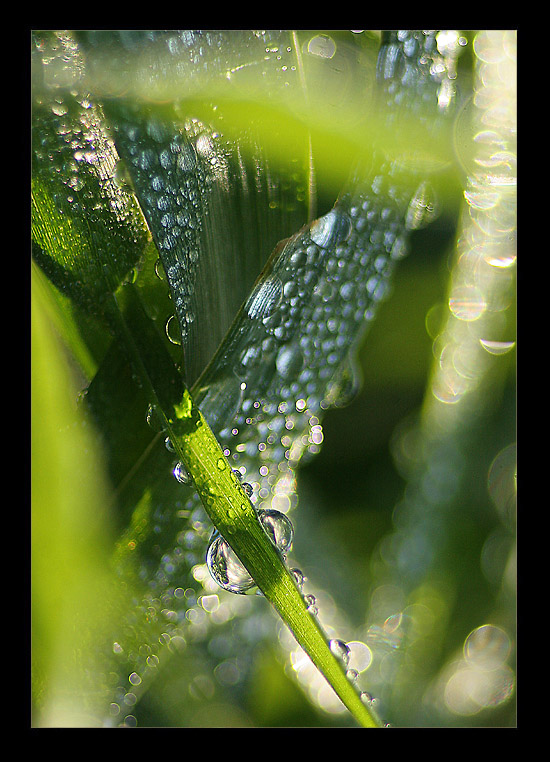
[258,508,294,554]
[206,535,255,594]
[310,209,352,248]
[245,275,283,320]
[307,34,337,59]
[322,355,363,409]
[275,342,305,379]
[173,461,191,484]
[329,639,351,666]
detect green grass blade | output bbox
[31,267,130,725]
[106,284,380,727]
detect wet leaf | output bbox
[31,32,150,322]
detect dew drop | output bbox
[323,356,362,409]
[329,639,351,666]
[216,457,227,471]
[360,691,375,706]
[245,275,283,320]
[307,34,336,59]
[304,593,317,610]
[290,568,305,589]
[173,461,191,484]
[258,509,294,554]
[276,342,305,379]
[146,403,163,431]
[114,160,134,192]
[154,258,167,281]
[206,535,255,594]
[165,315,182,345]
[310,209,352,248]
[390,234,409,260]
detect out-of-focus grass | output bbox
[31,264,126,726]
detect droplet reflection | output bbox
[206,535,255,594]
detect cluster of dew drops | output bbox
[161,423,301,597]
[152,408,389,725]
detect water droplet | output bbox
[290,568,305,589]
[241,482,253,497]
[405,181,439,231]
[114,160,134,192]
[258,509,294,554]
[146,403,163,431]
[360,691,375,706]
[276,342,305,379]
[154,258,167,280]
[329,639,351,666]
[310,209,352,248]
[245,275,283,320]
[304,593,317,611]
[390,234,409,260]
[216,457,227,471]
[323,356,363,409]
[165,315,182,345]
[206,535,255,594]
[164,436,175,452]
[173,461,191,484]
[307,34,337,59]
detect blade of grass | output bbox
[106,284,380,727]
[31,267,131,726]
